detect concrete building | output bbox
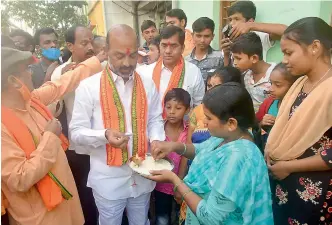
[88,0,172,45]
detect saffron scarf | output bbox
[266,76,332,161]
[100,66,148,166]
[152,57,185,118]
[1,98,71,211]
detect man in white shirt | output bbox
[51,25,100,225]
[136,25,205,109]
[69,24,165,225]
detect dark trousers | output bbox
[155,191,179,225]
[1,214,9,225]
[66,150,98,225]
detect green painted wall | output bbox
[252,1,331,62]
[178,0,220,49]
[178,0,331,62]
[320,1,332,24]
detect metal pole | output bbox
[132,1,140,43]
[172,0,178,9]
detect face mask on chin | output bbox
[41,48,61,61]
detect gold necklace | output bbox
[304,67,332,94]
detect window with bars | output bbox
[219,0,237,47]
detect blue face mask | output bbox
[41,48,61,61]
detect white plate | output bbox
[129,154,174,176]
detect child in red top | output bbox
[256,63,298,145]
[155,88,190,225]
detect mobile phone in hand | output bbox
[222,24,232,38]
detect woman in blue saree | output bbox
[147,83,274,225]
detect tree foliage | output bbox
[1,0,88,46]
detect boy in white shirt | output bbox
[231,32,276,113]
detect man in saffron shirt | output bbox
[1,47,106,225]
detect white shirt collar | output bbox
[109,67,134,83]
[161,62,167,70]
[161,62,174,73]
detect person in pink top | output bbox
[154,88,190,225]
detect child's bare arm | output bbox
[178,156,188,179]
[230,22,287,41]
[249,22,287,40]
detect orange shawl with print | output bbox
[100,67,148,166]
[266,76,332,161]
[1,98,69,212]
[152,57,185,117]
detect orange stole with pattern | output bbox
[1,98,70,211]
[152,57,185,118]
[100,67,148,166]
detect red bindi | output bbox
[126,48,131,56]
[167,41,171,47]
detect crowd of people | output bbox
[1,1,332,225]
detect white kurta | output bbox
[51,58,77,151]
[136,60,205,107]
[69,70,165,201]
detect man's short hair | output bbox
[61,47,72,63]
[65,25,86,44]
[160,26,185,46]
[164,88,191,109]
[94,35,101,39]
[93,35,106,41]
[34,27,58,46]
[141,20,156,33]
[231,32,263,60]
[228,1,256,21]
[149,35,161,50]
[9,29,35,52]
[192,17,215,33]
[166,9,187,27]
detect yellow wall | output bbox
[88,0,106,36]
